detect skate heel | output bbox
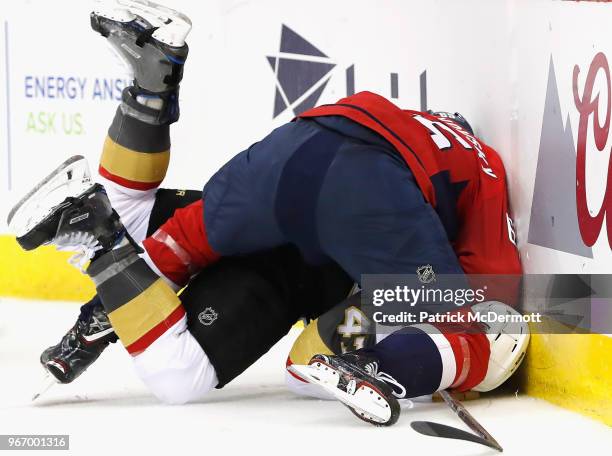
[42,358,71,384]
[349,381,396,425]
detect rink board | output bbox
[0,235,94,301]
[524,333,612,425]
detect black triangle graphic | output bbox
[266,56,277,71]
[280,24,328,57]
[273,87,287,118]
[293,77,331,115]
[277,58,335,103]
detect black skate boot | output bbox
[290,352,401,426]
[41,296,117,385]
[90,0,191,124]
[13,180,126,256]
[7,156,138,268]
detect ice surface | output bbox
[0,298,609,456]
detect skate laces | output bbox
[364,361,407,399]
[54,232,102,272]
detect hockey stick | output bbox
[411,390,503,452]
[410,421,502,451]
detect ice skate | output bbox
[7,155,132,268]
[8,156,94,250]
[91,0,192,123]
[39,297,117,388]
[289,353,401,426]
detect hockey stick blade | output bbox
[410,421,503,452]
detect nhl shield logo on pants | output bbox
[198,307,218,326]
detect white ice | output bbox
[1,298,610,456]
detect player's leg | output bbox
[65,0,195,338]
[291,303,529,422]
[39,188,202,386]
[36,2,196,386]
[289,309,490,402]
[14,167,352,403]
[8,160,213,403]
[285,289,367,400]
[91,3,189,242]
[284,297,488,403]
[60,186,219,403]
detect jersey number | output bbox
[337,306,368,352]
[413,114,473,150]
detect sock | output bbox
[357,327,446,398]
[99,87,171,191]
[87,243,185,355]
[358,324,490,398]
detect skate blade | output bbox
[7,155,92,238]
[95,0,192,46]
[117,0,192,26]
[32,373,59,402]
[288,364,392,424]
[92,0,136,23]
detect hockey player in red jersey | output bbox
[284,100,527,424]
[7,0,528,426]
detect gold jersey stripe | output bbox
[108,279,182,347]
[288,318,334,365]
[100,136,170,184]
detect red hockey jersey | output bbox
[299,91,521,276]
